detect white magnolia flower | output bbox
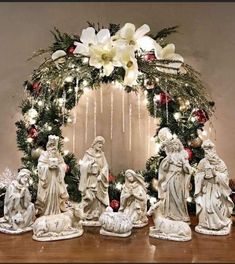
[118,47,139,86]
[154,43,184,74]
[113,23,151,51]
[73,27,111,56]
[89,41,121,76]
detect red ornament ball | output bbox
[144,51,156,62]
[67,45,76,55]
[184,147,193,161]
[108,173,116,183]
[110,199,120,210]
[193,109,208,124]
[32,82,42,94]
[27,126,38,139]
[64,163,70,173]
[159,92,172,105]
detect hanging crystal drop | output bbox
[129,103,132,151]
[111,89,114,140]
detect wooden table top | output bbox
[0,215,234,263]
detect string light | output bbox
[64,150,69,155]
[173,112,181,120]
[82,57,89,64]
[64,137,69,142]
[27,138,33,143]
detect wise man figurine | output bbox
[195,139,234,235]
[79,136,109,226]
[35,135,69,216]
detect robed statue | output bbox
[79,136,109,226]
[195,139,233,235]
[35,135,69,216]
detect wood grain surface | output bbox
[0,216,234,263]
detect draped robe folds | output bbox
[195,157,234,230]
[36,151,69,216]
[79,148,109,220]
[4,181,35,228]
[119,179,148,225]
[158,153,191,222]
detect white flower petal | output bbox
[161,44,175,58]
[51,50,66,61]
[124,69,139,86]
[73,43,90,56]
[103,63,114,76]
[134,24,150,39]
[120,23,136,39]
[80,27,97,46]
[137,36,155,51]
[89,56,102,69]
[153,42,162,59]
[97,29,111,44]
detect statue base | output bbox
[195,224,231,236]
[133,221,148,228]
[100,227,131,237]
[32,229,84,242]
[149,226,192,242]
[0,223,32,235]
[82,220,101,227]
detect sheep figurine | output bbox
[147,200,192,241]
[99,207,133,237]
[32,205,84,241]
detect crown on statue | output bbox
[48,135,59,146]
[202,139,215,150]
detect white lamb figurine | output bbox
[147,200,192,241]
[99,207,133,237]
[32,205,84,241]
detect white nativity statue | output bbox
[158,137,192,223]
[0,168,35,234]
[32,204,84,241]
[119,169,148,228]
[194,139,234,236]
[99,207,133,237]
[35,135,69,216]
[79,136,109,226]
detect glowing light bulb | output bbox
[27,138,33,143]
[191,117,196,122]
[38,101,43,106]
[67,117,72,123]
[83,80,89,87]
[153,94,161,102]
[155,77,160,83]
[173,112,181,120]
[149,196,157,205]
[115,182,123,191]
[64,137,69,142]
[64,150,69,155]
[82,57,89,64]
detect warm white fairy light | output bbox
[149,196,157,205]
[191,116,196,122]
[64,137,69,142]
[38,101,43,106]
[83,80,89,87]
[27,138,33,143]
[187,196,193,203]
[64,76,73,83]
[173,112,181,120]
[64,150,69,155]
[155,77,160,83]
[153,94,161,103]
[82,57,89,64]
[67,117,72,123]
[185,100,190,106]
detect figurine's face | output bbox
[20,174,29,185]
[94,142,103,152]
[126,173,134,182]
